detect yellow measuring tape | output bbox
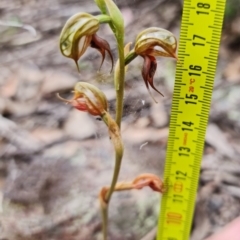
[157,0,226,239]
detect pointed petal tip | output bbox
[98,49,105,72]
[99,45,114,73]
[172,52,182,65]
[142,55,164,102]
[149,84,164,99]
[177,59,183,67]
[74,59,80,73]
[91,34,114,73]
[108,51,114,73]
[147,88,158,103]
[56,93,71,104]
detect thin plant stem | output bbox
[105,37,125,203]
[101,205,108,240]
[105,149,122,202]
[100,37,125,240]
[101,110,124,240]
[114,40,125,128]
[101,150,123,240]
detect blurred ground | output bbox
[0,0,240,239]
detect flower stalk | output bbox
[96,1,125,238]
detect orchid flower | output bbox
[125,27,178,101]
[60,12,113,72]
[57,82,108,117]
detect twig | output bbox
[0,20,37,36]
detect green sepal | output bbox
[94,0,107,14]
[104,0,124,40]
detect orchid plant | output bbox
[58,0,178,239]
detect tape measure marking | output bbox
[157,0,226,240]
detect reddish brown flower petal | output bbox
[56,93,89,113]
[91,34,114,72]
[142,55,164,102]
[71,98,88,112]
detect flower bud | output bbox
[132,173,164,193]
[99,173,164,205]
[57,82,108,117]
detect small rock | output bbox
[123,126,168,145]
[63,110,96,139]
[224,185,240,199]
[150,101,168,128]
[41,71,77,95]
[43,141,82,159]
[31,127,64,145]
[0,76,19,98]
[134,117,150,128]
[208,194,223,211]
[223,56,240,82]
[4,65,44,102]
[206,124,235,158]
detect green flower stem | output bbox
[125,49,138,65]
[95,14,112,24]
[101,111,124,202]
[114,39,125,129]
[101,110,124,240]
[103,56,124,240]
[98,1,125,237]
[100,33,125,240]
[101,34,125,240]
[101,205,108,240]
[104,37,125,207]
[105,132,123,201]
